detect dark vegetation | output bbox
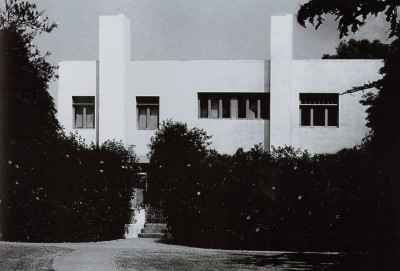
[146,1,399,255]
[1,0,399,255]
[146,1,400,252]
[147,121,399,252]
[0,0,139,242]
[297,0,400,161]
[323,39,389,59]
[298,0,400,252]
[1,136,139,242]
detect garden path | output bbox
[1,238,385,270]
[52,238,296,271]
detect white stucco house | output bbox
[57,13,382,163]
[57,13,382,238]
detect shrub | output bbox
[0,0,140,242]
[147,122,398,252]
[146,120,211,240]
[0,134,139,242]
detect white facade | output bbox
[58,14,382,162]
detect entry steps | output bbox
[138,223,168,238]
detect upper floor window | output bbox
[137,97,159,130]
[300,93,338,127]
[198,93,269,120]
[73,96,95,129]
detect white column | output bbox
[98,14,131,143]
[270,14,293,149]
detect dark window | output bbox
[248,98,258,119]
[313,107,325,126]
[328,107,338,126]
[238,97,247,118]
[210,98,219,119]
[300,93,339,127]
[260,95,269,119]
[200,98,208,118]
[137,97,159,130]
[198,93,269,120]
[301,107,311,126]
[73,96,95,129]
[222,98,230,118]
[75,106,83,128]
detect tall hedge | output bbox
[147,121,399,252]
[0,1,140,242]
[0,135,139,242]
[146,120,211,238]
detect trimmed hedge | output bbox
[147,121,400,252]
[0,134,139,242]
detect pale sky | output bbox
[27,0,390,100]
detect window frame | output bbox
[198,93,269,120]
[299,93,339,128]
[72,96,95,129]
[136,96,160,130]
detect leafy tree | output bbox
[0,0,60,240]
[148,135,389,251]
[298,0,400,253]
[323,38,389,59]
[0,0,59,174]
[297,0,400,39]
[0,1,139,242]
[297,0,400,178]
[147,120,211,207]
[146,120,212,240]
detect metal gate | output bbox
[145,208,167,224]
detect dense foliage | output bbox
[0,0,60,170]
[298,0,400,158]
[0,0,139,242]
[297,0,400,39]
[147,122,398,252]
[298,1,400,252]
[1,137,139,242]
[146,120,211,219]
[323,39,389,59]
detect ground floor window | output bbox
[198,93,269,120]
[300,93,339,127]
[137,97,159,130]
[73,96,95,129]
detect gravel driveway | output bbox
[0,238,395,270]
[52,239,298,271]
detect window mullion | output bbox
[198,99,200,118]
[73,106,76,128]
[207,99,211,119]
[219,98,222,119]
[336,104,339,127]
[325,108,328,127]
[231,98,237,119]
[246,99,249,119]
[136,106,139,129]
[310,108,314,127]
[146,107,151,130]
[257,99,261,119]
[299,107,302,126]
[83,106,87,128]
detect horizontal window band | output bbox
[300,126,338,128]
[300,104,338,106]
[198,117,269,120]
[198,118,266,120]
